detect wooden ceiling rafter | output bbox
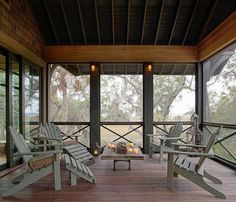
[198,0,219,42]
[155,0,165,45]
[169,0,182,45]
[141,0,148,45]
[94,0,101,44]
[76,0,87,45]
[112,0,115,45]
[182,0,199,45]
[126,0,131,45]
[59,0,73,44]
[43,0,59,44]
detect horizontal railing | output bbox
[52,122,90,149]
[202,122,236,167]
[100,122,143,149]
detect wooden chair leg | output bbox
[204,170,223,184]
[53,157,61,191]
[160,139,164,163]
[70,172,77,185]
[167,153,174,190]
[149,146,153,158]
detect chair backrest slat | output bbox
[196,127,221,172]
[9,126,33,164]
[165,122,183,147]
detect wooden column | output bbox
[143,63,153,154]
[90,64,100,151]
[6,52,13,167]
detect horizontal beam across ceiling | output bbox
[44,45,198,63]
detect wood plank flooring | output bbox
[0,154,235,202]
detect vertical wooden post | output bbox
[196,62,203,144]
[90,63,100,151]
[143,63,153,154]
[6,52,13,168]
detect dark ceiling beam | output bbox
[112,0,115,44]
[126,0,131,44]
[43,0,59,44]
[94,0,101,44]
[198,0,219,42]
[59,0,73,44]
[76,0,87,44]
[182,0,199,45]
[141,0,148,45]
[155,0,165,45]
[168,0,182,45]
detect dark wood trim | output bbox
[143,63,153,154]
[6,51,13,168]
[202,122,236,129]
[90,64,100,149]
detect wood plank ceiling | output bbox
[29,0,236,46]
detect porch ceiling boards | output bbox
[28,0,236,46]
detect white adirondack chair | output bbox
[2,127,62,197]
[41,122,95,166]
[164,127,226,199]
[148,122,183,163]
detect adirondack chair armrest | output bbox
[159,136,182,141]
[14,150,63,156]
[163,149,214,157]
[171,143,206,148]
[29,143,63,149]
[147,133,166,137]
[33,136,62,141]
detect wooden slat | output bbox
[44,45,198,62]
[188,162,197,173]
[198,11,236,61]
[174,156,185,167]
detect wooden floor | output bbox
[0,154,235,202]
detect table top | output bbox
[101,145,144,160]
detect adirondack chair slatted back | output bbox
[196,127,221,172]
[165,122,183,147]
[45,122,62,140]
[53,123,62,139]
[9,126,33,164]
